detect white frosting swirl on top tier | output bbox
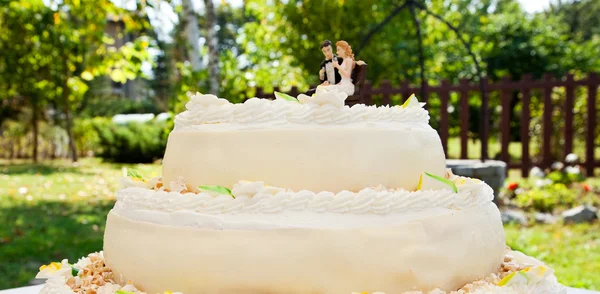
[174,88,429,129]
[114,177,493,215]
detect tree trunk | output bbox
[9,140,14,159]
[31,96,39,163]
[181,0,203,72]
[203,0,220,94]
[409,4,426,100]
[62,88,78,162]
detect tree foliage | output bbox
[1,0,599,162]
[0,0,155,161]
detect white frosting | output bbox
[174,88,429,129]
[164,88,445,193]
[465,278,566,294]
[114,177,491,218]
[104,203,507,293]
[40,277,76,294]
[162,125,446,193]
[39,249,566,294]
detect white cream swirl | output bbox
[313,104,352,124]
[175,93,233,126]
[174,89,430,129]
[114,177,493,215]
[232,98,276,123]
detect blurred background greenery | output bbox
[1,0,599,164]
[0,0,599,291]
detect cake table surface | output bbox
[1,284,598,294]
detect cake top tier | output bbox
[163,88,445,192]
[174,87,429,130]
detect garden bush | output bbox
[502,164,599,213]
[515,183,576,212]
[81,97,162,118]
[91,117,172,163]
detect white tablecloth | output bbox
[1,285,599,294]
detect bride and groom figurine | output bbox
[308,40,359,96]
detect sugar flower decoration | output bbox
[297,87,347,107]
[498,266,553,287]
[36,260,72,279]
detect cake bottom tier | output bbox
[103,203,506,294]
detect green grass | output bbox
[0,158,160,290]
[505,224,600,290]
[1,158,599,290]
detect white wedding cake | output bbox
[37,88,566,294]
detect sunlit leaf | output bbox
[126,169,144,180]
[198,185,234,198]
[81,71,94,81]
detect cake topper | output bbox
[307,39,363,97]
[318,40,344,87]
[318,40,356,96]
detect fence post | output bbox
[362,81,373,106]
[421,81,429,107]
[586,72,598,176]
[480,76,489,161]
[290,86,299,97]
[439,80,450,157]
[500,76,511,168]
[459,79,469,159]
[381,80,392,106]
[564,74,575,158]
[542,73,554,169]
[400,80,410,103]
[520,74,532,177]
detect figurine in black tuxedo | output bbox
[319,41,344,85]
[306,40,344,95]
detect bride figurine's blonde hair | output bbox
[335,40,355,61]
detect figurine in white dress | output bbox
[319,40,356,96]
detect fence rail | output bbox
[255,72,599,177]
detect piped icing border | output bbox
[174,88,429,129]
[115,175,493,215]
[35,249,567,294]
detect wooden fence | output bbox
[255,73,599,177]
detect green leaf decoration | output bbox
[416,173,423,191]
[115,290,135,294]
[127,169,144,180]
[198,185,235,198]
[497,271,516,286]
[424,172,458,193]
[71,265,79,277]
[274,91,299,102]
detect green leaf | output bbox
[498,271,516,286]
[71,265,79,277]
[102,35,115,45]
[115,290,135,294]
[81,71,94,81]
[198,185,234,198]
[424,172,458,193]
[127,169,144,181]
[109,69,126,83]
[274,91,299,102]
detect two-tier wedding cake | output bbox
[37,88,566,294]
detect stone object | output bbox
[562,205,598,224]
[446,160,506,202]
[534,212,557,224]
[501,209,528,225]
